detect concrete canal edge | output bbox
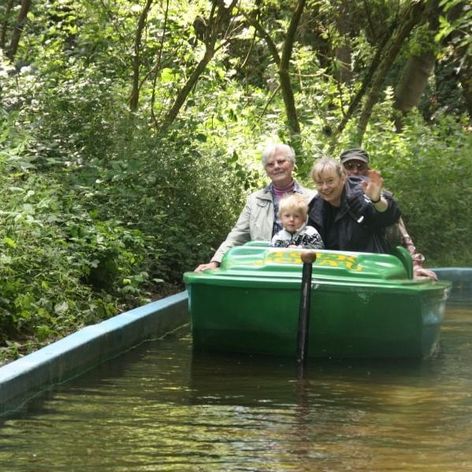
[0,291,189,416]
[434,267,472,304]
[434,267,472,281]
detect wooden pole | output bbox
[296,251,317,365]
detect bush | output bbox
[0,170,151,358]
[362,111,472,266]
[78,122,253,282]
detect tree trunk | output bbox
[394,0,440,130]
[331,27,393,146]
[279,0,306,136]
[160,48,215,132]
[457,57,472,117]
[394,52,435,125]
[0,0,16,51]
[443,1,472,117]
[246,0,306,138]
[150,0,170,127]
[356,1,426,144]
[129,0,154,112]
[6,0,31,61]
[333,0,353,83]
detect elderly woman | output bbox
[195,143,316,271]
[308,157,400,253]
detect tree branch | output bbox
[158,0,238,133]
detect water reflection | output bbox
[1,308,472,471]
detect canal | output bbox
[0,305,471,471]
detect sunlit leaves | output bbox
[436,0,472,58]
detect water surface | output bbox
[1,306,471,471]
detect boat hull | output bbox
[185,245,450,359]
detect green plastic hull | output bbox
[184,244,451,359]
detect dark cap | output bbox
[339,148,369,164]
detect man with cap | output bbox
[340,148,370,176]
[339,148,438,280]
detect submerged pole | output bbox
[297,251,317,365]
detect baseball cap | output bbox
[339,148,370,164]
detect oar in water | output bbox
[296,251,317,365]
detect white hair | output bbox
[261,143,296,166]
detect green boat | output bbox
[184,242,451,359]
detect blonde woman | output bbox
[308,157,400,253]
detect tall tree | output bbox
[0,0,16,51]
[393,0,440,130]
[5,0,31,61]
[332,21,395,143]
[129,0,154,112]
[245,0,307,138]
[159,0,238,133]
[436,0,472,116]
[332,0,353,84]
[356,0,426,144]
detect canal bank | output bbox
[0,291,188,416]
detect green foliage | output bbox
[1,63,119,167]
[408,24,439,57]
[82,120,253,281]
[361,111,472,266]
[436,0,472,55]
[0,171,150,352]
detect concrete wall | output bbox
[0,291,188,416]
[433,268,472,305]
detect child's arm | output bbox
[300,226,324,249]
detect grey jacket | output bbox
[211,182,316,263]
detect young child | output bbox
[271,194,324,249]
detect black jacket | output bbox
[308,176,401,253]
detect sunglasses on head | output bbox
[343,161,367,170]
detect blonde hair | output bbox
[278,193,308,219]
[310,157,346,182]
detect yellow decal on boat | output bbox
[265,250,363,271]
[317,253,362,271]
[266,250,302,265]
